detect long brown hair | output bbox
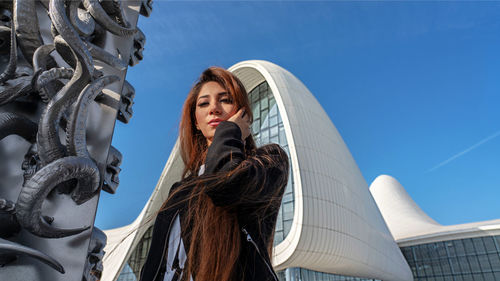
[169,67,257,281]
[179,66,256,179]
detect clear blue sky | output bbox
[95,1,500,230]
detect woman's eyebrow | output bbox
[197,92,229,100]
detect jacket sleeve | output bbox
[203,121,289,215]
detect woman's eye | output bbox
[197,102,208,107]
[221,98,233,103]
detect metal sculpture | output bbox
[82,227,107,281]
[0,0,150,280]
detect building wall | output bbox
[230,60,412,281]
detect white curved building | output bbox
[102,60,413,281]
[370,175,500,280]
[370,175,500,246]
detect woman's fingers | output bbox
[228,108,243,122]
[227,108,251,140]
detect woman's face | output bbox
[195,81,237,146]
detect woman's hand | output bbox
[227,108,251,141]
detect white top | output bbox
[162,165,206,281]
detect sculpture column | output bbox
[0,0,152,280]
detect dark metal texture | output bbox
[0,0,150,280]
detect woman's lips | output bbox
[208,119,222,127]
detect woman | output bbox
[140,67,289,281]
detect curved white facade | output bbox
[102,60,413,281]
[230,61,412,281]
[370,175,500,247]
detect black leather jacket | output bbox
[140,121,289,281]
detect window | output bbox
[117,226,154,281]
[248,81,294,245]
[400,236,500,280]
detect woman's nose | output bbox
[209,102,221,115]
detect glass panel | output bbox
[283,192,293,203]
[472,273,484,281]
[478,254,491,272]
[415,246,424,261]
[437,242,448,257]
[416,263,427,278]
[459,256,471,273]
[269,115,278,127]
[252,120,260,134]
[455,240,466,256]
[259,82,267,92]
[283,202,293,218]
[447,241,456,257]
[449,257,461,274]
[483,237,497,254]
[431,258,443,276]
[283,220,292,236]
[483,272,495,281]
[270,125,278,137]
[440,258,452,275]
[411,266,418,278]
[274,231,283,244]
[260,97,268,110]
[276,270,286,281]
[261,115,269,129]
[421,244,432,260]
[487,253,500,271]
[474,238,487,254]
[464,239,476,255]
[424,260,435,276]
[261,129,269,143]
[468,255,481,273]
[279,127,286,144]
[402,247,414,261]
[461,274,473,281]
[276,209,283,230]
[252,103,260,117]
[494,236,500,251]
[269,103,277,116]
[429,243,440,259]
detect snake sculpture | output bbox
[0,0,150,277]
[0,9,35,106]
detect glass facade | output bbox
[276,267,380,281]
[248,81,294,245]
[401,236,500,281]
[117,226,154,281]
